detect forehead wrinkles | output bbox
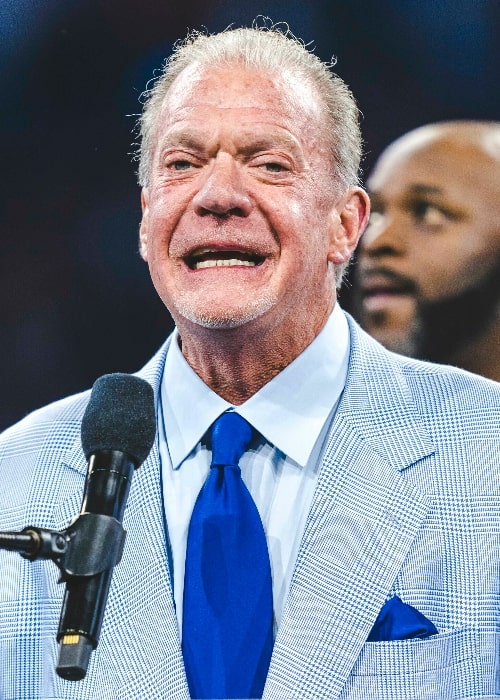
[155,63,327,153]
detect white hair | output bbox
[136,21,363,191]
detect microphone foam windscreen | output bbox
[81,373,156,465]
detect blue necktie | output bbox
[182,412,274,699]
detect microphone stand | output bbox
[0,512,126,680]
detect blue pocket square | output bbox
[367,595,438,642]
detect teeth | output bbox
[194,259,257,270]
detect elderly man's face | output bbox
[139,63,365,342]
[355,132,500,359]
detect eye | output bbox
[250,153,292,179]
[412,201,451,227]
[171,160,194,171]
[161,150,200,175]
[261,162,287,173]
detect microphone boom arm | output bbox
[0,515,126,574]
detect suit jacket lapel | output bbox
[265,318,435,699]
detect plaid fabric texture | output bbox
[0,314,498,699]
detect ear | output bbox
[139,188,149,261]
[327,187,370,265]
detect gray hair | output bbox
[136,22,363,193]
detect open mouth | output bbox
[186,248,266,270]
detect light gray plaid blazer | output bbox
[0,314,499,699]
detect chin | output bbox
[376,333,418,357]
[366,318,423,358]
[173,292,279,330]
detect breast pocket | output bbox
[341,628,482,699]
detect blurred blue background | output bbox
[2,0,499,430]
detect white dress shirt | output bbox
[158,303,350,636]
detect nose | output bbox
[359,210,406,258]
[193,153,252,218]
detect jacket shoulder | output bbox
[347,313,500,404]
[0,390,90,454]
[344,313,500,452]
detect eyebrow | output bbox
[159,127,302,157]
[237,134,302,157]
[368,183,445,201]
[159,130,206,151]
[406,184,444,196]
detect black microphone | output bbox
[56,373,156,680]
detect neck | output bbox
[175,307,333,404]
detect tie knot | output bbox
[210,412,253,467]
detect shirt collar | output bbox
[160,303,350,469]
